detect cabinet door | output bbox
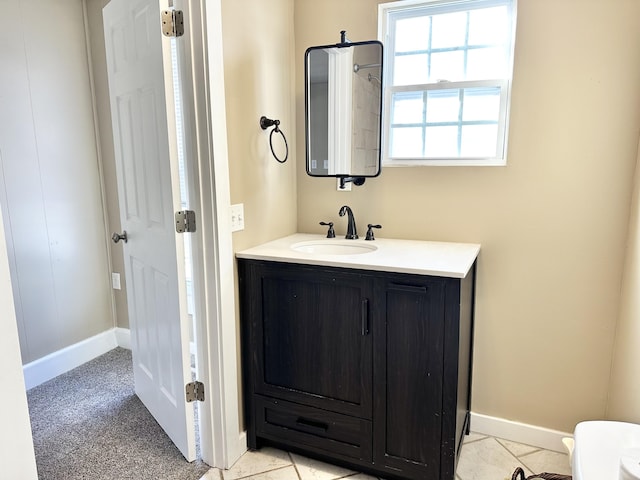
[373,277,447,479]
[249,262,373,419]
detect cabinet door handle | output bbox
[389,283,428,294]
[361,298,369,336]
[295,417,328,433]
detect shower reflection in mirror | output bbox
[305,40,383,181]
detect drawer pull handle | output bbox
[361,298,369,336]
[296,417,329,433]
[389,283,428,294]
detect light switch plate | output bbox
[112,272,121,290]
[230,203,245,232]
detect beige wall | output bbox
[295,0,640,432]
[221,0,297,428]
[608,139,640,422]
[222,0,298,253]
[86,0,129,330]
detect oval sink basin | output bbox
[291,240,378,255]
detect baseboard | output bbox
[470,412,572,453]
[115,327,131,349]
[23,328,132,390]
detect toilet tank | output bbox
[573,421,640,480]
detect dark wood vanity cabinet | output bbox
[238,259,476,480]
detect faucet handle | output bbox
[319,221,336,238]
[365,224,382,241]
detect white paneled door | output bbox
[103,0,196,461]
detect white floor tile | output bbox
[496,438,540,457]
[519,449,572,476]
[464,432,488,444]
[223,448,292,480]
[199,469,222,480]
[240,465,300,480]
[456,437,532,480]
[220,436,568,480]
[291,453,355,480]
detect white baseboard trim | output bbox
[470,412,572,453]
[23,330,117,389]
[23,327,132,390]
[115,327,131,350]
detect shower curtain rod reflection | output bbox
[353,62,381,72]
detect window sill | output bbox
[382,158,507,167]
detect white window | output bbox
[378,0,517,166]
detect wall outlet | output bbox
[230,203,245,232]
[111,272,121,290]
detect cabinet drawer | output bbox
[255,396,372,461]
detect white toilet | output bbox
[571,421,640,480]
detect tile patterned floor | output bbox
[199,433,572,480]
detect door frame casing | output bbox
[185,0,244,469]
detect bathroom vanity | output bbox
[237,234,480,480]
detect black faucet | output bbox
[339,205,358,239]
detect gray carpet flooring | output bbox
[27,348,211,480]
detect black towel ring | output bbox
[260,116,288,164]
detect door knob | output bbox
[111,231,128,244]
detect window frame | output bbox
[378,0,517,167]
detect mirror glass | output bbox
[305,40,383,178]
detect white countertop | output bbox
[236,233,480,278]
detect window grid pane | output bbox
[390,86,501,158]
[391,5,509,85]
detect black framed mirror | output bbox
[305,37,383,186]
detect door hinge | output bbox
[175,210,196,233]
[186,381,205,402]
[161,10,184,38]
